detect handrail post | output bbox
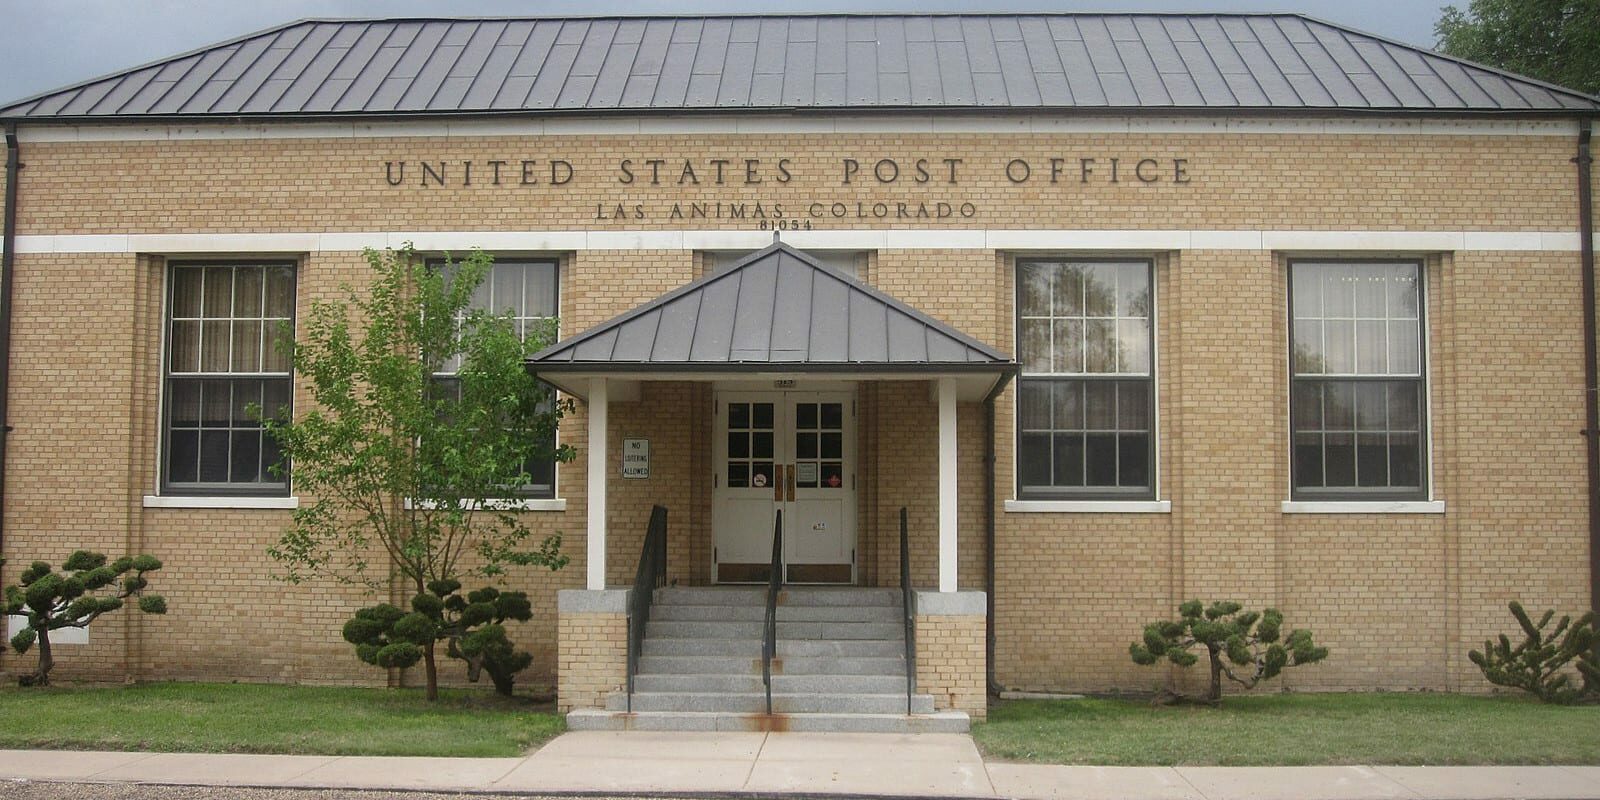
[763,509,783,717]
[626,505,668,714]
[900,507,916,716]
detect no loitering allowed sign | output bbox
[622,438,650,480]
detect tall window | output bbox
[1290,260,1425,499]
[163,262,294,495]
[1016,259,1154,499]
[433,258,560,498]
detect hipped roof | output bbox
[4,13,1598,121]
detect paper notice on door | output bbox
[796,462,818,485]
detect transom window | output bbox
[1290,260,1426,499]
[433,258,560,497]
[163,262,295,495]
[1016,259,1154,499]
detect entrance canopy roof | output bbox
[528,242,1014,400]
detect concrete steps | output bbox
[566,586,967,735]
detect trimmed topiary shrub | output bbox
[1469,601,1599,704]
[343,579,536,696]
[3,550,166,686]
[1130,599,1328,704]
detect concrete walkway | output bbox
[1,733,1598,799]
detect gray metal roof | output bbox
[528,242,1011,373]
[4,13,1598,120]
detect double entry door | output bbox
[712,390,857,584]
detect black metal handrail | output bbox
[626,505,669,713]
[899,507,917,716]
[762,508,783,716]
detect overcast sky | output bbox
[0,0,1453,107]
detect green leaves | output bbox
[342,583,540,696]
[1436,0,1600,96]
[2,549,167,686]
[1129,599,1329,703]
[1469,601,1599,704]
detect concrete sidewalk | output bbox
[1,733,1598,799]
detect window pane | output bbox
[1294,432,1324,487]
[230,431,261,482]
[1293,319,1323,374]
[1053,380,1083,431]
[167,430,199,483]
[1356,320,1387,374]
[1324,382,1355,429]
[1324,268,1355,316]
[728,431,749,458]
[1118,433,1149,487]
[230,379,262,427]
[525,263,557,316]
[1390,433,1422,487]
[752,432,773,459]
[1019,432,1051,487]
[199,430,230,482]
[797,402,818,429]
[1020,320,1050,373]
[1292,382,1322,431]
[233,267,263,316]
[821,432,842,459]
[1356,382,1387,431]
[1019,382,1051,429]
[1019,262,1052,316]
[231,321,262,372]
[1117,381,1149,431]
[262,325,291,373]
[201,320,231,372]
[1052,433,1084,486]
[202,267,233,317]
[796,432,817,459]
[820,402,842,429]
[1117,318,1149,374]
[169,380,201,427]
[1056,265,1084,316]
[1117,263,1150,317]
[1291,266,1321,319]
[1085,319,1115,373]
[171,269,203,317]
[1389,320,1420,374]
[1324,432,1356,485]
[1387,264,1419,318]
[1356,433,1389,487]
[200,379,231,426]
[1084,381,1115,429]
[261,379,291,423]
[1388,382,1421,432]
[264,266,295,318]
[1085,434,1117,485]
[1084,267,1115,317]
[1051,320,1083,373]
[169,320,200,372]
[1324,320,1355,373]
[728,463,749,488]
[753,402,773,429]
[729,402,748,429]
[1353,264,1386,317]
[492,263,523,316]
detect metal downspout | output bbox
[1578,118,1598,659]
[1,123,19,561]
[983,368,1016,697]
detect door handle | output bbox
[773,464,784,501]
[787,465,796,502]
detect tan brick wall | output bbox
[1,125,1593,699]
[916,613,987,719]
[557,610,626,712]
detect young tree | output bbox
[342,579,536,697]
[1130,600,1328,704]
[4,550,166,686]
[266,245,573,700]
[1436,0,1600,96]
[1469,602,1599,704]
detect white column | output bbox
[586,378,608,591]
[937,377,958,593]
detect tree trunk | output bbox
[23,629,54,687]
[487,667,515,697]
[1207,649,1223,702]
[424,639,439,701]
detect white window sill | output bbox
[143,495,299,510]
[1281,500,1446,514]
[404,498,567,512]
[1004,499,1172,513]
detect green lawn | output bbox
[975,693,1600,766]
[0,682,563,757]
